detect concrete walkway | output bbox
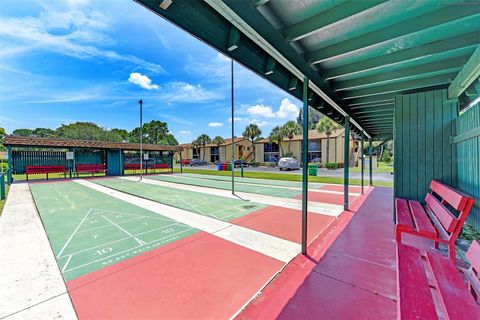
[0,183,77,319]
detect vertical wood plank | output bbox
[410,94,418,200]
[417,92,426,201]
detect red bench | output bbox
[76,164,107,177]
[396,180,474,263]
[149,163,170,169]
[25,165,66,180]
[397,242,480,320]
[464,240,480,304]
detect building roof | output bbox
[181,137,248,148]
[255,129,346,144]
[138,0,479,139]
[3,135,183,152]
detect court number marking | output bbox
[95,247,113,255]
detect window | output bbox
[264,143,279,162]
[193,147,200,159]
[302,140,322,162]
[210,146,219,163]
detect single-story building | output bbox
[174,137,253,163]
[254,129,360,166]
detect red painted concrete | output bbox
[237,187,399,320]
[68,232,284,320]
[295,191,357,205]
[231,206,335,244]
[320,184,363,193]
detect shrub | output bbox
[249,162,260,167]
[325,162,338,169]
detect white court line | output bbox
[61,254,73,273]
[76,179,301,263]
[59,222,181,258]
[102,215,147,246]
[64,228,195,273]
[172,174,358,195]
[122,176,344,217]
[173,194,213,218]
[57,208,92,258]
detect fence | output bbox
[454,102,480,230]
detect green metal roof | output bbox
[136,0,480,138]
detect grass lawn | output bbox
[0,184,9,215]
[173,168,393,187]
[350,162,394,173]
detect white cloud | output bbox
[208,122,224,127]
[250,119,269,127]
[0,1,166,73]
[247,104,276,118]
[128,73,159,90]
[160,82,221,103]
[276,98,300,119]
[178,130,191,135]
[228,117,244,123]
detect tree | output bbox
[242,124,262,162]
[12,128,34,136]
[212,136,225,161]
[143,120,168,144]
[316,117,341,163]
[0,127,6,151]
[297,106,324,130]
[195,134,211,161]
[159,134,178,146]
[56,122,109,141]
[282,120,302,155]
[110,128,129,142]
[268,126,284,158]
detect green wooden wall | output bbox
[394,89,458,202]
[455,102,480,230]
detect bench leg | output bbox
[434,241,439,249]
[396,228,402,242]
[448,242,456,264]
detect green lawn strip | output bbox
[173,168,393,187]
[350,162,394,173]
[94,178,267,221]
[29,181,197,281]
[150,174,302,198]
[181,172,324,189]
[0,184,9,215]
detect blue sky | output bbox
[0,0,302,143]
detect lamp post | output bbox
[139,99,143,181]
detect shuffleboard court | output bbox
[93,178,267,221]
[181,173,325,189]
[29,181,197,281]
[150,174,302,198]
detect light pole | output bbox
[139,99,143,182]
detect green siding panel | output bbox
[455,102,480,231]
[394,89,458,202]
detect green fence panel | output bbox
[394,89,458,202]
[455,102,480,231]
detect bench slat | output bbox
[424,205,450,241]
[466,240,480,273]
[396,198,414,231]
[397,244,438,320]
[408,200,436,237]
[430,180,468,211]
[425,193,458,233]
[426,251,480,320]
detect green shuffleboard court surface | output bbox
[149,174,302,198]
[30,181,197,281]
[181,173,324,189]
[94,178,267,221]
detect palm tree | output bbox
[282,120,302,156]
[242,124,262,162]
[212,136,225,162]
[196,134,211,162]
[269,126,284,159]
[316,117,341,163]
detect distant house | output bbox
[174,137,253,163]
[254,129,361,166]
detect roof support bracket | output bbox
[227,25,240,51]
[448,45,480,99]
[289,77,298,91]
[265,56,276,75]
